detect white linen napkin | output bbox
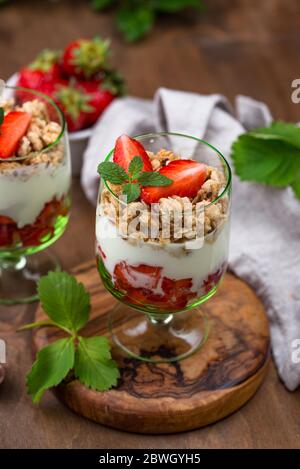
[81,87,300,391]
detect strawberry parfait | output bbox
[0,87,71,304]
[96,133,231,317]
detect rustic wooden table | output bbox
[0,0,300,449]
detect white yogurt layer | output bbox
[0,158,71,228]
[96,214,230,294]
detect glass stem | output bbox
[0,255,26,272]
[148,313,174,325]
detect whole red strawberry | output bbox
[53,82,93,132]
[17,49,62,93]
[62,37,111,80]
[75,81,112,127]
[76,71,124,127]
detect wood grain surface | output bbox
[0,0,300,448]
[33,263,270,434]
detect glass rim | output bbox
[0,85,66,163]
[101,131,232,209]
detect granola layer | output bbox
[0,98,63,172]
[100,149,229,243]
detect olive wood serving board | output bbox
[33,260,270,434]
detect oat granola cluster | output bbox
[0,99,63,172]
[100,149,229,243]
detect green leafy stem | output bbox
[19,271,119,403]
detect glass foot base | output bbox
[0,251,60,305]
[109,304,209,363]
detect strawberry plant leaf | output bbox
[250,121,300,150]
[92,0,115,10]
[138,172,173,186]
[122,182,141,203]
[74,336,119,391]
[116,6,155,42]
[291,178,300,199]
[128,155,143,180]
[27,338,75,403]
[153,0,204,12]
[231,123,300,200]
[38,271,90,334]
[98,161,129,184]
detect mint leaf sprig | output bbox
[20,271,119,403]
[98,155,173,203]
[231,121,300,199]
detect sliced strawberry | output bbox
[0,224,16,247]
[20,224,53,247]
[114,261,162,291]
[202,263,227,294]
[0,215,15,224]
[113,135,153,173]
[112,261,197,312]
[0,216,16,247]
[0,112,31,159]
[162,277,195,308]
[141,160,207,204]
[98,245,107,260]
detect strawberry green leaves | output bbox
[98,155,173,203]
[92,0,205,42]
[37,272,90,334]
[27,338,75,403]
[74,337,119,391]
[24,271,119,403]
[231,121,300,199]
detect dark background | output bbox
[0,0,299,449]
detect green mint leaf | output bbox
[117,7,155,42]
[231,134,300,187]
[122,183,141,203]
[27,338,75,403]
[138,172,173,187]
[97,161,129,184]
[38,271,90,334]
[74,336,119,391]
[250,122,300,150]
[92,0,115,11]
[128,156,143,180]
[0,107,4,126]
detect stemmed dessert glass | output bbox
[0,86,71,304]
[96,132,231,362]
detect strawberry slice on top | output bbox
[141,159,207,204]
[0,112,31,159]
[113,134,152,173]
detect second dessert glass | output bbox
[0,86,71,304]
[96,132,231,362]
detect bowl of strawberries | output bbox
[6,37,125,174]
